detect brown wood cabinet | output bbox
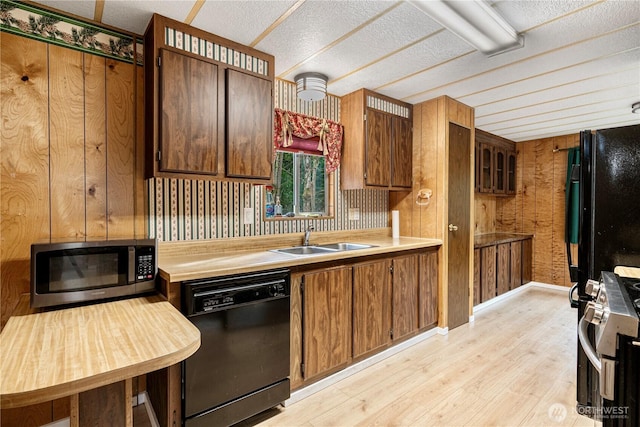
[290,247,439,390]
[480,246,497,301]
[473,249,481,306]
[479,143,494,193]
[392,254,419,341]
[418,250,439,329]
[226,69,273,179]
[496,243,510,295]
[522,238,533,283]
[506,151,517,194]
[473,237,532,305]
[159,48,221,176]
[510,240,522,290]
[145,14,274,182]
[353,259,393,358]
[298,267,352,383]
[341,89,413,190]
[475,129,516,196]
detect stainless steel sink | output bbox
[318,242,376,251]
[271,246,337,256]
[270,242,376,256]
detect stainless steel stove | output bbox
[578,270,640,425]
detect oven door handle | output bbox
[578,315,601,373]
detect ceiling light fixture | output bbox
[409,0,524,56]
[295,72,328,102]
[632,102,640,114]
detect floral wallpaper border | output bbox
[0,0,143,64]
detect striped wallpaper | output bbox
[148,80,389,241]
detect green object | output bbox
[565,147,580,244]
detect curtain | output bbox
[273,108,343,173]
[565,147,580,244]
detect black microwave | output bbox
[31,239,157,308]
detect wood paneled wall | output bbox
[491,134,579,287]
[0,34,146,323]
[390,96,474,327]
[474,194,496,234]
[1,31,146,426]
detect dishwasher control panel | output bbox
[185,272,291,316]
[202,295,235,311]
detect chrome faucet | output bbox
[303,226,314,246]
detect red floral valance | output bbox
[273,108,343,173]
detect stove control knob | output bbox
[584,301,606,325]
[585,279,601,298]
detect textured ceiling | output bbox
[33,0,640,142]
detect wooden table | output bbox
[0,294,200,426]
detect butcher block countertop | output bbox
[474,233,533,249]
[159,228,442,282]
[0,295,200,409]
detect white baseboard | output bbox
[472,281,570,314]
[437,326,448,335]
[528,281,572,292]
[285,326,445,406]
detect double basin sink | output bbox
[271,242,376,256]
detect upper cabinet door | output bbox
[494,147,506,194]
[391,117,413,189]
[365,108,392,187]
[474,129,517,196]
[506,150,517,194]
[479,143,494,193]
[226,69,273,180]
[159,49,219,175]
[340,89,412,191]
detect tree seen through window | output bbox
[269,151,327,217]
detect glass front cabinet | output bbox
[475,129,516,196]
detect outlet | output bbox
[348,208,360,221]
[243,207,254,225]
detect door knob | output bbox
[448,224,458,232]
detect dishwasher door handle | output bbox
[578,315,601,373]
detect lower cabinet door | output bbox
[496,243,510,295]
[353,259,392,358]
[419,250,438,328]
[473,249,481,306]
[392,254,419,340]
[481,246,497,302]
[510,241,522,289]
[302,266,352,381]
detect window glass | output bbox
[268,151,328,218]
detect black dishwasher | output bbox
[182,269,290,427]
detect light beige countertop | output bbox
[615,266,640,278]
[0,295,201,409]
[158,229,442,282]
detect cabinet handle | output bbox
[448,224,458,232]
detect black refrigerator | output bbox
[569,124,640,414]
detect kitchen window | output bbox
[267,108,343,220]
[266,151,330,218]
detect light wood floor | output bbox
[250,286,601,427]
